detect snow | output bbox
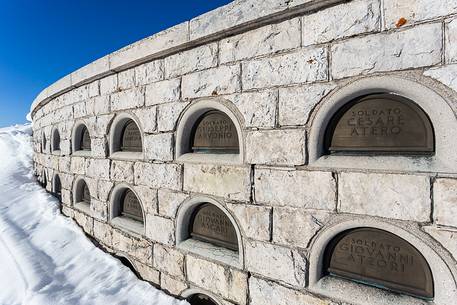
[0,124,188,305]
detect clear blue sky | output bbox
[0,0,231,127]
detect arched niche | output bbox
[39,168,47,189]
[181,289,223,305]
[109,113,144,160]
[51,126,61,154]
[41,132,46,153]
[109,184,145,235]
[176,98,244,164]
[308,217,457,305]
[114,253,141,279]
[73,176,92,214]
[72,122,92,155]
[308,75,457,172]
[176,196,243,267]
[52,174,62,202]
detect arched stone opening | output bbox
[73,177,92,214]
[109,184,145,235]
[72,122,92,154]
[181,289,223,305]
[114,253,141,278]
[41,132,46,153]
[51,127,61,154]
[52,174,62,202]
[109,113,144,160]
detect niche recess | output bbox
[73,177,91,213]
[110,185,145,235]
[51,127,61,154]
[109,114,143,160]
[72,123,92,154]
[186,294,219,305]
[52,174,62,202]
[41,132,46,153]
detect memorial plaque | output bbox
[326,94,434,154]
[121,190,143,222]
[53,175,62,200]
[82,182,91,204]
[324,228,434,299]
[187,294,218,305]
[121,120,142,152]
[80,127,91,151]
[191,111,239,153]
[190,203,238,251]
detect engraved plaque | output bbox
[121,190,143,222]
[191,111,239,153]
[53,175,62,200]
[187,294,218,305]
[325,228,434,299]
[80,127,91,151]
[326,94,434,154]
[121,120,142,152]
[82,182,91,204]
[190,203,238,251]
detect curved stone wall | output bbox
[31,1,457,304]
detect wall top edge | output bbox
[30,0,349,118]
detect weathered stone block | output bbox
[165,43,218,78]
[110,160,134,183]
[423,226,457,261]
[255,168,336,210]
[186,255,248,304]
[73,102,87,119]
[90,199,108,221]
[134,60,164,86]
[74,210,94,235]
[97,180,114,202]
[228,204,271,241]
[94,220,113,247]
[227,91,277,128]
[245,240,306,287]
[87,96,110,116]
[338,172,431,222]
[446,18,457,64]
[70,157,86,175]
[88,80,99,98]
[145,78,181,106]
[424,65,457,93]
[160,274,188,296]
[158,190,188,218]
[100,74,118,95]
[134,162,182,190]
[111,230,152,264]
[242,47,328,90]
[110,87,145,111]
[144,133,174,161]
[91,138,108,158]
[302,0,380,46]
[157,102,188,132]
[85,158,110,180]
[153,244,185,279]
[246,130,305,166]
[182,64,241,98]
[133,106,157,133]
[434,178,457,228]
[183,164,250,201]
[331,23,442,79]
[145,214,175,245]
[134,185,157,215]
[134,260,160,285]
[118,69,135,91]
[219,18,301,63]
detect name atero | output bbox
[347,107,405,137]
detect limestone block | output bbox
[71,55,109,86]
[302,0,380,46]
[85,158,110,180]
[273,208,330,248]
[446,18,457,64]
[228,204,271,241]
[434,178,457,228]
[71,85,90,103]
[134,185,158,215]
[134,162,182,190]
[183,164,251,201]
[423,226,457,261]
[118,69,135,91]
[58,173,74,189]
[88,80,99,98]
[54,106,73,122]
[111,230,152,264]
[110,87,145,111]
[61,205,74,218]
[158,190,189,218]
[88,115,113,138]
[384,0,457,29]
[91,138,108,158]
[182,64,241,99]
[245,240,306,287]
[73,102,87,119]
[94,221,113,247]
[279,83,336,126]
[134,60,164,86]
[87,96,110,116]
[62,190,72,206]
[424,65,457,93]
[134,261,160,285]
[74,210,94,235]
[133,106,157,133]
[338,172,431,222]
[246,129,305,166]
[331,23,442,79]
[110,160,134,183]
[145,214,175,246]
[165,43,218,78]
[227,91,277,128]
[153,244,185,279]
[100,74,118,95]
[60,140,71,156]
[157,102,189,132]
[242,48,328,90]
[249,277,331,305]
[186,255,248,305]
[145,78,181,106]
[90,199,108,221]
[144,133,174,161]
[220,18,301,64]
[97,180,114,202]
[85,177,98,200]
[160,274,188,296]
[255,168,336,210]
[70,157,86,175]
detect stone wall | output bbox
[31,1,457,305]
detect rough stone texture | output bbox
[94,221,113,247]
[160,274,188,296]
[242,47,328,90]
[90,199,108,221]
[70,157,86,175]
[74,211,94,235]
[118,69,135,90]
[144,133,174,161]
[255,168,336,210]
[434,178,457,228]
[110,160,134,183]
[165,43,218,78]
[246,129,305,166]
[153,244,185,279]
[228,204,271,241]
[249,277,330,305]
[145,78,181,106]
[446,18,457,64]
[227,91,277,128]
[302,0,380,46]
[134,185,157,215]
[384,0,457,28]
[423,226,457,261]
[134,261,160,285]
[85,158,110,180]
[133,107,157,133]
[219,18,301,64]
[100,74,118,95]
[424,65,457,93]
[134,60,164,86]
[97,180,114,202]
[134,162,182,191]
[273,208,330,248]
[331,23,442,79]
[157,102,189,132]
[146,214,175,246]
[111,87,145,111]
[245,240,306,287]
[184,164,250,201]
[158,190,188,218]
[182,64,241,98]
[338,173,431,222]
[186,255,248,305]
[279,83,336,126]
[111,230,152,264]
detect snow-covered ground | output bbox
[0,124,187,305]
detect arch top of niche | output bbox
[307,75,457,173]
[109,113,144,161]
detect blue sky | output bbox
[0,0,231,127]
